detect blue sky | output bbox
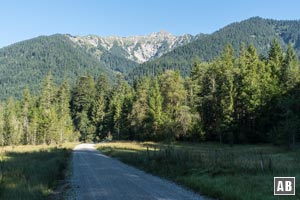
[1,0,300,47]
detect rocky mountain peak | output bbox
[67,31,194,63]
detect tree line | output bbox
[0,74,76,146]
[0,39,299,147]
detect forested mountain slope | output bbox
[0,32,195,100]
[128,17,300,80]
[2,17,300,99]
[0,34,113,99]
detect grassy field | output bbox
[0,143,77,200]
[97,142,300,200]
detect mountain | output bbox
[0,34,113,100]
[0,32,194,100]
[67,30,195,64]
[127,17,300,80]
[2,17,300,100]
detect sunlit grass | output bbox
[0,142,78,200]
[97,141,300,200]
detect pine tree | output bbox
[199,64,218,139]
[91,75,110,140]
[189,61,209,111]
[215,44,235,143]
[45,105,59,144]
[282,44,299,89]
[71,75,96,142]
[130,78,150,139]
[111,83,124,139]
[0,103,4,146]
[57,80,74,143]
[160,70,190,141]
[21,87,31,144]
[148,78,163,139]
[38,72,56,144]
[268,39,284,80]
[4,97,22,146]
[29,107,39,144]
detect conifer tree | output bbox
[21,87,31,144]
[148,78,163,138]
[160,70,190,140]
[91,75,110,140]
[38,72,56,144]
[130,78,150,139]
[29,107,39,144]
[0,103,4,146]
[4,97,22,146]
[107,75,129,139]
[282,44,299,89]
[71,75,96,142]
[57,80,74,143]
[215,44,235,143]
[268,39,284,80]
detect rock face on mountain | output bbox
[67,30,194,63]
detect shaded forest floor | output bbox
[0,143,77,200]
[97,142,300,200]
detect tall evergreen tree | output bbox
[91,75,110,140]
[57,80,74,143]
[4,97,22,146]
[148,78,163,139]
[130,78,150,139]
[268,39,284,80]
[38,72,56,144]
[0,103,4,146]
[21,87,31,144]
[215,44,235,143]
[282,44,299,89]
[71,75,96,142]
[29,107,39,144]
[107,75,129,139]
[160,70,191,141]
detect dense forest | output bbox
[0,39,299,148]
[0,34,115,100]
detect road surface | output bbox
[71,143,207,200]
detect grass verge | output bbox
[0,143,77,200]
[97,142,300,200]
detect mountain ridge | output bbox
[2,17,300,99]
[66,30,196,63]
[127,17,300,80]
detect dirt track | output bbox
[71,143,207,200]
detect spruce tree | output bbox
[282,44,299,89]
[29,107,39,144]
[148,78,163,139]
[215,44,235,143]
[4,97,22,146]
[0,103,4,146]
[38,72,56,144]
[268,39,284,80]
[21,87,31,144]
[130,78,150,139]
[160,70,190,141]
[71,75,96,142]
[57,80,74,143]
[91,75,110,140]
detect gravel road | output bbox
[71,143,208,200]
